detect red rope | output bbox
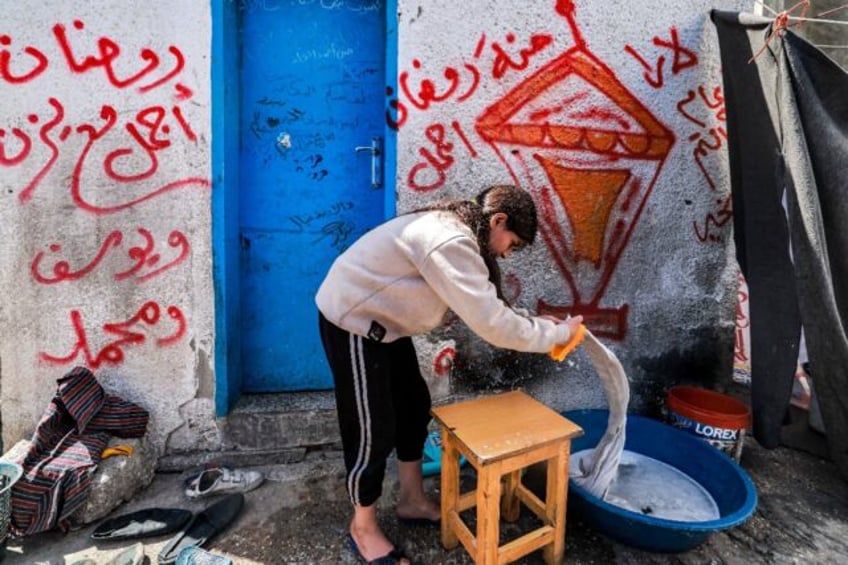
[748,0,811,64]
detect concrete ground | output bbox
[5,421,848,565]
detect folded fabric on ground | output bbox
[9,366,149,536]
[570,329,630,499]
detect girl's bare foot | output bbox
[397,459,441,522]
[396,496,441,522]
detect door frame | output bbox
[211,0,398,416]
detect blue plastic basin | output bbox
[563,409,757,553]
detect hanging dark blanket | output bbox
[712,11,848,480]
[9,366,149,536]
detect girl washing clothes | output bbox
[315,184,583,564]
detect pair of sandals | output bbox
[90,493,243,564]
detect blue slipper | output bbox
[345,532,408,564]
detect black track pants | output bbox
[318,313,432,507]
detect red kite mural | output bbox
[476,0,676,339]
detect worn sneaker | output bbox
[184,466,264,499]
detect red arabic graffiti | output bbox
[39,301,187,369]
[7,98,68,203]
[433,346,456,378]
[678,85,725,127]
[31,228,190,284]
[492,33,553,79]
[387,31,554,130]
[624,20,728,244]
[734,272,750,365]
[0,34,48,83]
[3,97,210,212]
[390,15,560,192]
[3,17,207,371]
[399,56,480,113]
[678,84,732,243]
[679,85,727,192]
[624,27,698,89]
[1,20,191,97]
[473,0,676,339]
[407,121,477,191]
[0,124,32,165]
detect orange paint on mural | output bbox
[536,157,630,267]
[475,3,676,339]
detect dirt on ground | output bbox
[218,436,848,565]
[6,411,848,564]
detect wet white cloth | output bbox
[570,329,630,499]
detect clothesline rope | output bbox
[818,3,848,17]
[753,0,848,25]
[748,1,848,63]
[786,15,848,24]
[754,0,780,16]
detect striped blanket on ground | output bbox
[9,366,148,536]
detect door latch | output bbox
[354,136,383,188]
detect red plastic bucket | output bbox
[666,386,751,461]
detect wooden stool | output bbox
[431,391,583,564]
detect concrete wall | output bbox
[1,0,754,459]
[0,2,214,456]
[396,0,751,415]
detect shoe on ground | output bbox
[184,467,264,499]
[175,546,234,565]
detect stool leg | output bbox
[476,464,502,565]
[501,470,521,522]
[543,442,569,564]
[440,426,460,550]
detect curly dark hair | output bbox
[416,184,538,303]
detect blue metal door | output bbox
[239,1,387,391]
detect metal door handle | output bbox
[354,136,383,188]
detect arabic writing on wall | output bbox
[387,31,554,192]
[2,18,209,368]
[1,21,210,212]
[734,272,750,367]
[624,25,731,243]
[391,1,682,339]
[392,0,729,340]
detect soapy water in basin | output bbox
[572,449,720,522]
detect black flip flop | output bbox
[346,532,409,565]
[157,493,244,564]
[91,507,194,541]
